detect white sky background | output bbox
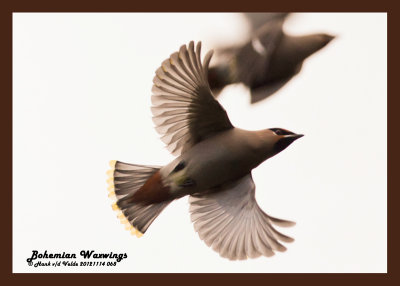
[13,13,387,273]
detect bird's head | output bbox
[311,33,335,50]
[296,33,335,60]
[267,128,304,155]
[252,128,303,160]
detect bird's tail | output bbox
[107,160,172,237]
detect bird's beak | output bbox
[285,134,304,141]
[274,133,304,153]
[321,34,336,47]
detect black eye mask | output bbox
[269,128,295,136]
[173,161,186,172]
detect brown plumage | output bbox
[130,171,171,204]
[107,42,304,260]
[209,14,335,103]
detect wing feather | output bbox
[189,174,295,260]
[151,41,233,157]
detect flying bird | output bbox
[107,41,303,260]
[208,14,335,103]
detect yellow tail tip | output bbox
[116,215,144,238]
[130,228,144,238]
[125,224,133,231]
[120,217,129,224]
[109,160,117,168]
[129,227,143,238]
[107,159,144,239]
[112,202,119,211]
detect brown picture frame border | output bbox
[2,2,393,285]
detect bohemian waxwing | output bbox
[107,41,303,260]
[208,13,334,103]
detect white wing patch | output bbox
[151,41,233,157]
[189,174,295,260]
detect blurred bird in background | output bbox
[107,42,303,260]
[208,13,335,103]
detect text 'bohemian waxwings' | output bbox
[107,41,304,260]
[208,13,335,103]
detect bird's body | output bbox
[161,128,276,197]
[107,42,303,260]
[208,14,334,103]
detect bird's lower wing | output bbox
[189,174,295,260]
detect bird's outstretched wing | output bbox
[151,41,234,157]
[189,174,295,260]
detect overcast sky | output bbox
[13,13,386,273]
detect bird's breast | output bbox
[178,129,263,192]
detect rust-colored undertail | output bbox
[107,160,172,236]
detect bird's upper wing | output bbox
[189,174,295,260]
[151,41,234,157]
[235,19,284,86]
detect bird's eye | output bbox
[269,128,294,136]
[173,161,185,172]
